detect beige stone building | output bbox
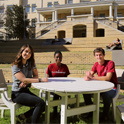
[0,0,124,40]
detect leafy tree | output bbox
[4,5,29,40]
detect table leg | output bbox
[76,94,80,118]
[45,91,50,124]
[76,94,80,108]
[61,95,68,124]
[93,93,100,124]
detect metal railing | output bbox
[96,18,118,29]
[96,18,124,33]
[35,20,66,39]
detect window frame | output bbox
[47,2,52,7]
[26,5,30,13]
[31,18,36,27]
[7,5,13,10]
[54,1,59,6]
[68,0,73,4]
[117,13,122,17]
[32,4,36,12]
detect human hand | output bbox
[41,77,48,82]
[86,71,93,79]
[83,76,91,81]
[19,82,27,88]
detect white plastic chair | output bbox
[112,69,124,122]
[116,104,124,124]
[112,84,120,122]
[0,69,23,124]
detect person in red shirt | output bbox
[84,47,118,121]
[46,50,70,115]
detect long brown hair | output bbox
[12,44,35,69]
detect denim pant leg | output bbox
[12,90,45,124]
[101,89,116,116]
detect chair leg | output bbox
[10,107,16,124]
[112,101,116,122]
[1,109,4,118]
[39,89,42,97]
[116,107,121,124]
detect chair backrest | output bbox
[120,40,123,46]
[118,40,123,49]
[115,69,124,90]
[0,69,7,89]
[113,84,120,100]
[113,39,123,49]
[0,69,8,97]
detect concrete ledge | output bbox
[112,50,124,66]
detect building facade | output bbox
[0,0,124,40]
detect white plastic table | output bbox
[32,77,114,124]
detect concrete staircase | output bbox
[0,36,122,64]
[1,37,124,53]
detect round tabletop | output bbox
[32,77,114,93]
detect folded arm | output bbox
[92,72,113,81]
[84,71,113,82]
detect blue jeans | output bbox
[83,89,116,116]
[11,88,45,124]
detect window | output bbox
[117,13,122,17]
[80,0,90,2]
[47,17,52,22]
[0,7,4,13]
[27,19,30,27]
[0,23,3,28]
[99,13,105,17]
[32,33,35,39]
[7,5,13,10]
[26,5,30,13]
[0,34,3,40]
[68,0,73,4]
[31,18,36,27]
[48,2,52,7]
[32,4,36,12]
[54,1,59,6]
[0,9,4,13]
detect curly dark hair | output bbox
[12,44,35,70]
[54,50,62,57]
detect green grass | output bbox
[1,64,124,123]
[0,64,124,70]
[0,64,12,68]
[1,86,124,124]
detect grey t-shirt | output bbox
[11,63,36,91]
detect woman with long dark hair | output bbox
[11,44,48,123]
